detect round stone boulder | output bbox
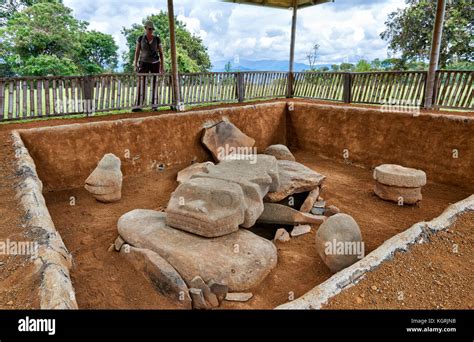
[315,213,363,273]
[264,144,295,161]
[373,164,426,188]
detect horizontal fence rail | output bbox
[0,70,472,121]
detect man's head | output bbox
[144,21,155,33]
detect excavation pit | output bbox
[13,100,474,309]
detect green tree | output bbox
[355,59,371,72]
[122,12,212,73]
[306,43,319,71]
[1,1,118,76]
[339,63,354,72]
[330,64,340,72]
[381,0,473,68]
[224,61,232,72]
[77,30,119,74]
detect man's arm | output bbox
[158,44,164,74]
[134,42,140,72]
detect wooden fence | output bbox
[0,70,472,121]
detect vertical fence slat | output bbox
[0,80,4,120]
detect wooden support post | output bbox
[287,0,297,98]
[343,73,352,103]
[236,72,245,102]
[83,76,94,115]
[424,0,446,109]
[168,0,182,111]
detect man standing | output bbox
[133,21,165,112]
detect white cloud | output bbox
[63,0,406,67]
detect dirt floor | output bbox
[324,211,474,310]
[43,150,472,309]
[0,99,472,309]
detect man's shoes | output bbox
[132,107,143,112]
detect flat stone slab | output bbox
[266,160,326,202]
[177,162,214,184]
[201,121,255,162]
[264,144,295,161]
[373,164,426,188]
[118,209,278,292]
[374,182,422,204]
[191,155,279,228]
[258,203,325,225]
[166,177,246,237]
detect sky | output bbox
[63,0,407,67]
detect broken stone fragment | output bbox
[264,144,295,161]
[291,225,312,237]
[166,177,246,237]
[373,164,426,188]
[118,209,278,291]
[84,153,122,203]
[374,181,422,204]
[177,162,214,184]
[191,155,279,228]
[324,205,340,217]
[315,213,364,273]
[189,288,208,310]
[266,160,325,202]
[311,207,326,216]
[120,244,192,308]
[258,203,325,225]
[189,276,219,308]
[299,187,320,213]
[274,228,291,242]
[225,292,253,302]
[201,120,256,162]
[114,236,125,251]
[208,280,228,304]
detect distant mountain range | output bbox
[212,59,331,72]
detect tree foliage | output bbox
[0,1,118,76]
[122,12,212,73]
[381,0,473,67]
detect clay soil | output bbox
[0,99,472,309]
[324,211,474,310]
[42,150,472,309]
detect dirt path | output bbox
[324,211,474,309]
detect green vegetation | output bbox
[121,12,212,73]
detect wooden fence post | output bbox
[343,73,352,103]
[236,72,245,102]
[83,76,94,115]
[286,72,294,98]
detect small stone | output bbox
[6,301,13,305]
[291,225,312,237]
[263,144,295,161]
[371,285,378,291]
[107,244,114,252]
[0,262,4,267]
[311,207,326,216]
[190,276,219,308]
[299,187,320,213]
[189,288,208,310]
[324,205,340,217]
[114,236,125,251]
[356,296,363,304]
[313,200,326,208]
[208,280,229,304]
[274,228,291,242]
[225,292,253,302]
